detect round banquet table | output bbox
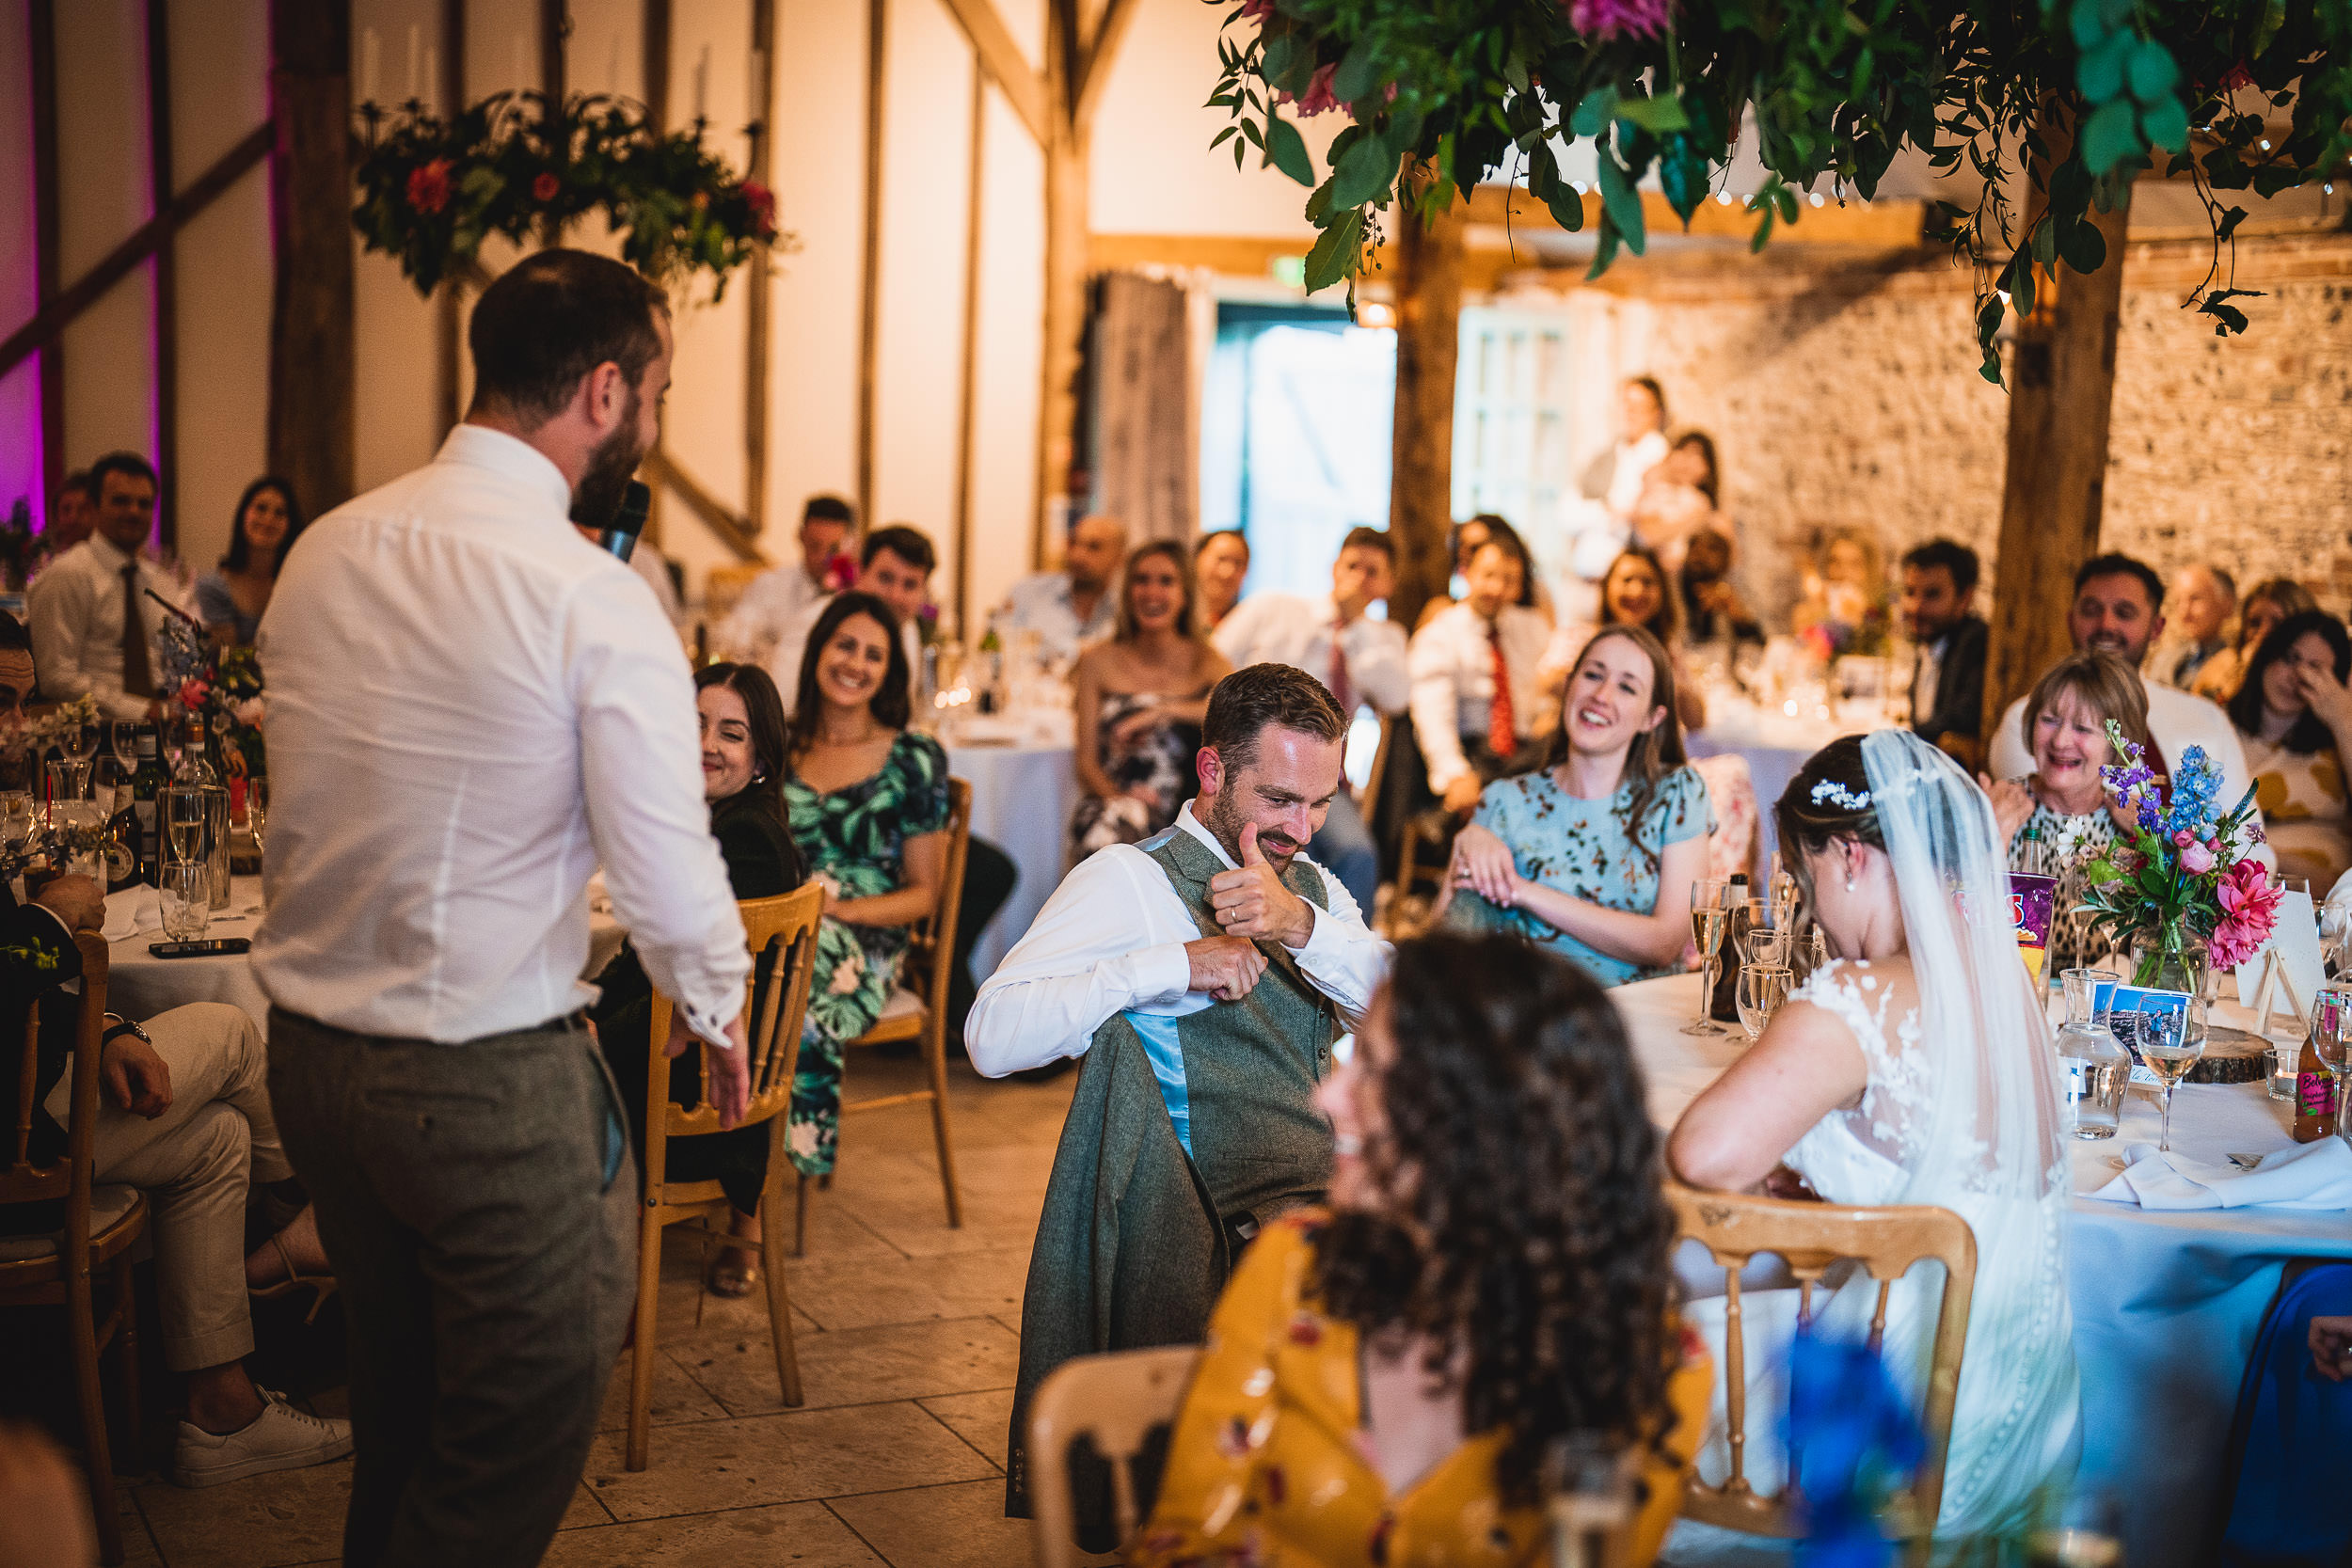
[1687,696,1899,859]
[105,877,630,1036]
[944,738,1080,982]
[1619,972,2352,1568]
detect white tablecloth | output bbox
[1621,973,2352,1568]
[1687,697,1898,858]
[946,739,1079,981]
[106,877,628,1036]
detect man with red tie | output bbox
[1210,527,1407,910]
[1407,526,1553,816]
[26,449,188,721]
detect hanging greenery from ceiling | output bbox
[352,90,784,299]
[1208,0,2352,380]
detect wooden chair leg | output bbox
[793,1172,810,1258]
[625,1200,665,1472]
[113,1253,142,1470]
[67,1265,123,1566]
[758,1199,804,1407]
[924,1017,963,1229]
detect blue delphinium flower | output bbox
[1788,1328,1927,1568]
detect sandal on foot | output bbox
[705,1251,760,1298]
[247,1233,339,1325]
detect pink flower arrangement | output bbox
[405,158,453,215]
[1565,0,1676,43]
[177,678,211,710]
[2209,858,2281,969]
[1293,63,1341,117]
[2177,837,2215,874]
[1239,0,1276,19]
[740,180,777,239]
[532,171,561,202]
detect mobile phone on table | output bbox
[149,938,250,958]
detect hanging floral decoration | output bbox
[351,90,786,298]
[1208,0,2352,379]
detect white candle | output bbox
[749,47,767,112]
[405,24,420,100]
[361,26,380,103]
[423,44,439,112]
[514,32,529,91]
[694,44,710,119]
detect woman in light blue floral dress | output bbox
[780,592,952,1177]
[1442,626,1714,987]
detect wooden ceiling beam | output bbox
[936,0,1047,146]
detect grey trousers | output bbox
[266,1008,635,1568]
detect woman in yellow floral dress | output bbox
[1132,933,1710,1568]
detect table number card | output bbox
[2233,888,2324,1030]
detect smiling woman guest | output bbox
[593,662,807,1296]
[2227,610,2352,886]
[2191,577,2321,705]
[1981,652,2151,972]
[1541,546,1706,731]
[196,477,306,648]
[1441,625,1712,987]
[1070,539,1232,861]
[781,591,952,1179]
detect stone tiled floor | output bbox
[112,1053,1096,1567]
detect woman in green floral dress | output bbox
[780,591,950,1177]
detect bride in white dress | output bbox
[1667,728,2079,1554]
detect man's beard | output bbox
[569,389,646,531]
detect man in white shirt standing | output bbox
[27,450,190,720]
[1408,530,1554,815]
[1987,552,2269,861]
[713,493,854,662]
[969,663,1389,1518]
[994,512,1126,662]
[254,250,753,1568]
[1213,526,1407,911]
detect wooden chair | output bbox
[1026,1344,1201,1568]
[0,931,146,1566]
[630,883,825,1470]
[798,777,971,1252]
[1664,1180,1977,1563]
[1387,807,1458,937]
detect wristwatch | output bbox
[101,1014,151,1048]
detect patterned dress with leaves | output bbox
[781,730,951,1177]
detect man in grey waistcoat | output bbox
[966,663,1392,1525]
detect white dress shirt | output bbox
[764,593,923,714]
[996,571,1116,664]
[27,534,191,719]
[965,801,1391,1077]
[1211,593,1409,716]
[251,425,749,1048]
[1989,673,2273,864]
[1407,601,1555,792]
[716,552,831,660]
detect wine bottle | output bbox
[1711,873,1751,1021]
[2294,1019,2339,1144]
[130,725,166,885]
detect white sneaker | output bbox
[173,1387,354,1487]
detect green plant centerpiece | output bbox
[1207,0,2352,376]
[352,90,787,298]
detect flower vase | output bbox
[2128,931,2211,1000]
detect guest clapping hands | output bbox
[1441,626,1712,987]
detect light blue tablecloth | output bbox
[1621,974,2352,1568]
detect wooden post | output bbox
[1979,181,2134,748]
[1036,12,1088,569]
[951,60,986,636]
[1386,184,1467,632]
[146,0,178,549]
[744,0,775,543]
[267,0,357,515]
[435,0,466,438]
[29,0,63,519]
[857,0,887,535]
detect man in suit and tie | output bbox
[1900,538,1990,766]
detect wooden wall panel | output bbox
[168,0,269,181]
[173,167,272,571]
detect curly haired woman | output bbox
[1131,933,1709,1567]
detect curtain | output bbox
[1089,271,1200,546]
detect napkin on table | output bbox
[101,885,161,943]
[2088,1136,2352,1211]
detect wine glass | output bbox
[1685,878,1730,1036]
[2137,1000,2207,1154]
[163,785,210,869]
[63,719,97,800]
[246,774,269,855]
[110,719,138,777]
[160,721,186,777]
[1737,963,1793,1041]
[2313,989,2352,1146]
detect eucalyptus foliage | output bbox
[1208,0,2352,380]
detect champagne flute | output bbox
[2137,1001,2207,1154]
[163,785,209,868]
[109,720,138,788]
[2313,991,2352,1146]
[246,774,268,855]
[1737,963,1793,1041]
[63,719,97,800]
[1685,878,1730,1036]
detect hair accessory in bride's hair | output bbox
[1810,779,1871,811]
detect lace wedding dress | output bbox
[1674,732,2081,1560]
